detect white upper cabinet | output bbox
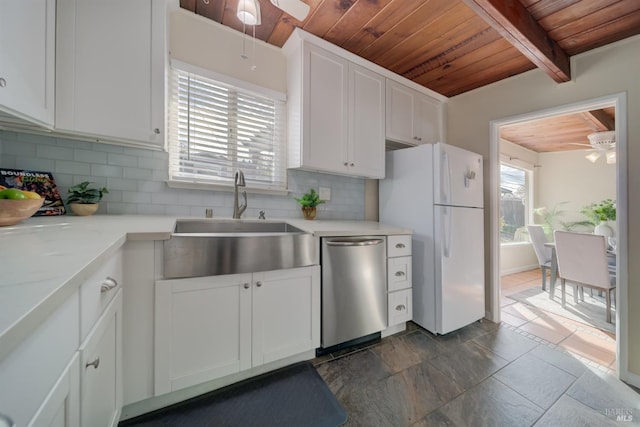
[386,79,443,146]
[348,64,385,178]
[285,38,385,179]
[56,0,167,148]
[0,0,56,127]
[301,44,349,174]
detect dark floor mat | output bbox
[119,362,347,427]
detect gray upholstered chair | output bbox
[554,231,616,323]
[527,225,553,291]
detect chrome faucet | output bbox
[232,169,247,219]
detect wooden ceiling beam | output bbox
[582,109,615,131]
[462,0,571,83]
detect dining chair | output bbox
[554,231,616,323]
[527,225,553,291]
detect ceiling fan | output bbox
[569,130,616,163]
[270,0,310,21]
[236,0,310,26]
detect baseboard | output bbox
[500,264,539,276]
[382,322,406,338]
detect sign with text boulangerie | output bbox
[0,168,66,215]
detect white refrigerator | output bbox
[379,143,485,334]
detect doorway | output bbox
[488,93,628,378]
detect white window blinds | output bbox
[168,68,287,191]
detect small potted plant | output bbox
[294,188,325,220]
[66,181,108,216]
[581,198,616,237]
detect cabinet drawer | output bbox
[388,289,412,326]
[387,235,411,257]
[80,250,123,340]
[387,256,412,291]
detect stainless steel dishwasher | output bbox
[321,236,387,349]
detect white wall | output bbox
[447,35,640,378]
[537,149,616,226]
[500,243,538,275]
[169,9,287,94]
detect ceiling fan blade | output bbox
[568,142,592,147]
[270,0,310,21]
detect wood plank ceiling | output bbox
[500,106,616,153]
[180,0,640,97]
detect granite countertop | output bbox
[0,214,411,361]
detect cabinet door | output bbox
[154,274,252,395]
[349,64,385,178]
[385,80,418,145]
[303,44,348,173]
[0,0,55,126]
[28,354,80,427]
[79,290,122,427]
[252,266,320,366]
[56,0,165,147]
[416,94,443,145]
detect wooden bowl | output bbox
[0,198,44,226]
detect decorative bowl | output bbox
[0,198,44,226]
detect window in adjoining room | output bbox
[500,162,533,242]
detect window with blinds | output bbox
[168,68,287,191]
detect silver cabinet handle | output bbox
[0,78,6,88]
[100,277,118,293]
[154,128,160,134]
[85,357,100,369]
[326,239,384,247]
[350,162,355,167]
[256,281,262,287]
[395,271,405,277]
[243,283,250,289]
[395,243,406,249]
[343,162,348,166]
[395,304,406,311]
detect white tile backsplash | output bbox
[0,130,365,220]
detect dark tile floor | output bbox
[314,322,640,427]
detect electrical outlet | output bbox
[319,187,331,201]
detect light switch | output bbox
[319,187,331,201]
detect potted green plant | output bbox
[294,188,325,220]
[581,199,616,237]
[66,181,109,216]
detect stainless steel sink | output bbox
[163,220,317,279]
[172,219,305,235]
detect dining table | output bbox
[544,241,617,300]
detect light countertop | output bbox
[0,214,410,361]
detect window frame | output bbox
[499,157,534,244]
[166,60,288,195]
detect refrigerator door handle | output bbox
[441,150,452,205]
[443,206,452,258]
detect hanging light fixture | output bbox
[585,151,602,163]
[606,148,616,164]
[237,0,261,25]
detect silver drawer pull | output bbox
[100,277,118,293]
[243,283,250,289]
[395,304,406,311]
[395,243,405,249]
[395,271,405,277]
[256,281,262,287]
[85,357,100,369]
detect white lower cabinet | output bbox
[29,354,80,427]
[79,290,123,427]
[154,266,320,395]
[387,235,413,327]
